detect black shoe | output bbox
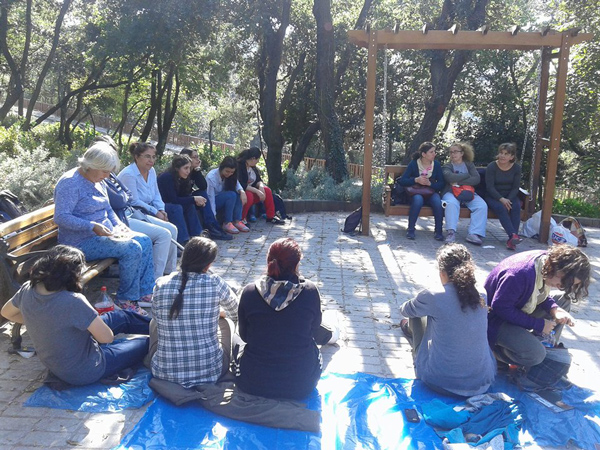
[208,227,234,241]
[267,217,286,225]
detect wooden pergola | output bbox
[349,27,592,241]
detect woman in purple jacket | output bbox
[484,245,590,368]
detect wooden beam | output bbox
[540,34,572,243]
[529,47,551,216]
[361,30,378,236]
[347,29,592,51]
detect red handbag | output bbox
[452,185,475,202]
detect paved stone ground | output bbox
[0,212,598,449]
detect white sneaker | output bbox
[466,234,483,245]
[445,230,456,243]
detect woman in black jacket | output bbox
[237,147,285,225]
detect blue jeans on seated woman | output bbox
[486,196,521,238]
[215,190,242,224]
[78,232,155,302]
[164,203,203,245]
[408,193,443,233]
[100,310,150,378]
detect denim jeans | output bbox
[215,190,242,223]
[486,196,521,237]
[100,310,150,378]
[78,232,155,302]
[165,202,203,245]
[193,190,220,229]
[442,192,487,236]
[408,193,443,232]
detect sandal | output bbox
[138,294,153,308]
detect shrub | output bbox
[553,198,600,218]
[281,165,383,204]
[0,144,70,211]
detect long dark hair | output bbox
[219,156,238,191]
[167,154,193,195]
[30,245,85,293]
[169,237,218,319]
[437,243,484,311]
[266,238,302,280]
[412,141,436,161]
[237,147,261,164]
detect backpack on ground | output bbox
[513,344,572,391]
[272,193,292,220]
[342,207,362,234]
[0,190,27,223]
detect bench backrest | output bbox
[0,204,57,258]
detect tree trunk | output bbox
[291,121,321,170]
[156,68,179,156]
[17,0,32,116]
[23,0,72,130]
[404,0,489,161]
[0,2,24,122]
[140,70,160,142]
[313,0,348,182]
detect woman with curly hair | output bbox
[485,245,590,368]
[400,243,496,397]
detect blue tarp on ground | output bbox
[24,367,155,412]
[23,370,600,449]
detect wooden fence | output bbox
[281,153,382,179]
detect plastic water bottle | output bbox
[541,330,556,348]
[94,286,115,315]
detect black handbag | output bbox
[405,185,435,199]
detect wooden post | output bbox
[540,32,571,243]
[529,47,551,216]
[361,31,378,236]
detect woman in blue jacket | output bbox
[399,142,445,240]
[157,155,204,245]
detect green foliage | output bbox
[553,198,600,218]
[281,165,384,204]
[0,145,70,211]
[195,143,237,171]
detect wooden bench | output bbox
[0,204,116,351]
[383,165,529,219]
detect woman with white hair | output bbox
[53,142,155,315]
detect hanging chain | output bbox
[380,44,388,167]
[526,55,543,201]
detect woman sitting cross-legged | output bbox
[441,142,488,245]
[236,238,323,401]
[53,142,155,315]
[157,154,204,244]
[237,147,285,225]
[485,142,523,250]
[1,246,150,386]
[398,142,445,240]
[399,243,496,397]
[205,156,249,235]
[151,237,238,387]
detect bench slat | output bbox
[4,218,57,252]
[82,258,117,284]
[0,205,55,237]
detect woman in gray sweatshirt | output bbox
[399,244,496,397]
